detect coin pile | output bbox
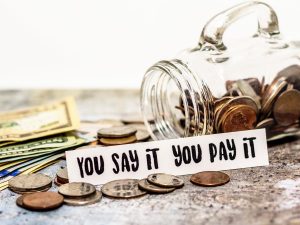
[58,182,102,206]
[54,167,69,186]
[97,124,150,146]
[176,64,300,139]
[8,173,53,194]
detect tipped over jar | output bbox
[140,1,300,141]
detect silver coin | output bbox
[56,167,69,183]
[97,126,137,138]
[101,179,147,199]
[138,179,175,194]
[8,173,52,192]
[63,190,102,206]
[58,182,96,198]
[147,173,184,188]
[135,129,150,142]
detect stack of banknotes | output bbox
[0,97,89,191]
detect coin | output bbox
[190,171,230,187]
[9,173,52,192]
[56,167,69,184]
[58,182,96,198]
[16,195,25,208]
[276,64,300,90]
[54,177,63,186]
[273,89,300,126]
[138,179,175,194]
[121,115,144,124]
[222,105,257,132]
[22,192,64,211]
[147,173,184,188]
[10,186,51,195]
[99,135,137,146]
[97,126,137,138]
[101,179,147,199]
[64,190,102,206]
[135,129,150,142]
[256,118,274,129]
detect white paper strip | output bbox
[66,129,269,185]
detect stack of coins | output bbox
[175,64,300,140]
[54,167,69,186]
[8,173,52,194]
[97,124,150,146]
[139,173,184,194]
[58,182,102,206]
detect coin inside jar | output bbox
[147,173,184,188]
[99,135,137,145]
[8,173,52,193]
[273,89,300,126]
[101,179,147,199]
[97,125,137,138]
[63,190,102,206]
[190,171,230,187]
[138,179,175,194]
[22,192,64,211]
[58,182,96,198]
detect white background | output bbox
[0,0,299,89]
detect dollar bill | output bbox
[0,97,80,142]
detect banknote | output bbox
[0,97,80,142]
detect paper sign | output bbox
[66,129,269,185]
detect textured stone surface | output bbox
[0,90,299,225]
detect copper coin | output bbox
[222,105,257,132]
[190,171,230,187]
[22,192,64,211]
[99,135,137,146]
[56,167,69,184]
[16,195,25,208]
[63,190,102,206]
[97,125,137,138]
[58,182,96,198]
[147,173,184,188]
[273,89,300,126]
[101,179,147,199]
[138,179,175,194]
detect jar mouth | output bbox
[140,59,214,140]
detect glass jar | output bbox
[140,1,300,140]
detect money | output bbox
[56,167,69,184]
[8,173,52,194]
[63,190,102,206]
[20,192,64,211]
[101,179,147,199]
[99,135,137,146]
[58,182,96,198]
[190,171,230,187]
[138,179,175,194]
[0,97,80,142]
[135,129,150,142]
[147,173,184,188]
[97,126,137,138]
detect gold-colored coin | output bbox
[22,192,64,211]
[222,105,257,133]
[273,89,300,126]
[138,179,175,194]
[64,190,102,206]
[8,173,52,192]
[101,179,147,199]
[97,125,137,138]
[147,173,184,188]
[99,135,137,146]
[190,171,230,187]
[58,182,96,198]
